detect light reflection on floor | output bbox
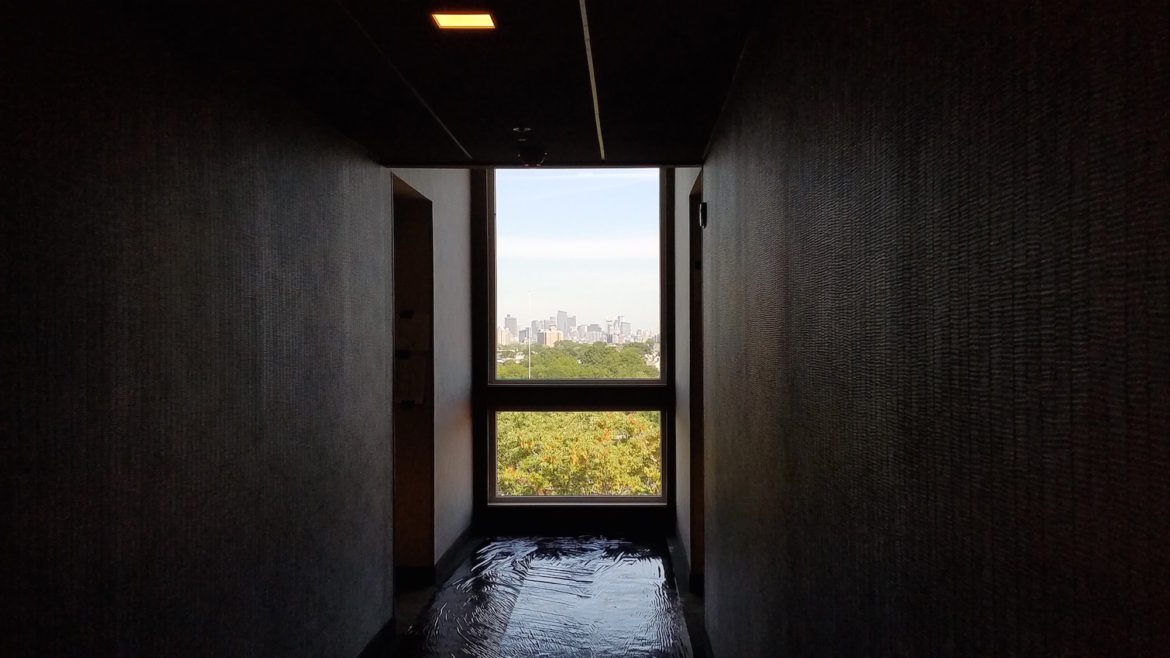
[398,536,692,657]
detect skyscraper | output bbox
[504,314,517,337]
[537,327,563,347]
[496,327,513,346]
[557,310,568,334]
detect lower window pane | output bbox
[495,411,662,497]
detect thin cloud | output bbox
[497,236,659,261]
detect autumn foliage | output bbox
[496,411,661,496]
[494,341,662,496]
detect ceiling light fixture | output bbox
[431,12,496,29]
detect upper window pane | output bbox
[494,169,661,381]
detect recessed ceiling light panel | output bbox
[432,12,496,29]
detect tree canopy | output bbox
[497,411,660,496]
[494,341,662,496]
[497,341,658,380]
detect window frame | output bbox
[473,168,676,511]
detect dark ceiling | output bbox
[131,0,764,166]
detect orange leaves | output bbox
[496,411,662,496]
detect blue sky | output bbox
[495,168,660,334]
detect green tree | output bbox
[496,411,661,496]
[493,340,662,496]
[496,341,658,380]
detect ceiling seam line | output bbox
[329,0,473,160]
[578,0,606,161]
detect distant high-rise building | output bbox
[504,314,517,336]
[621,322,632,336]
[557,310,568,334]
[565,315,575,334]
[531,320,540,337]
[537,327,563,347]
[497,327,514,346]
[518,328,530,343]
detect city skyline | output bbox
[495,307,660,336]
[496,306,658,348]
[495,168,661,334]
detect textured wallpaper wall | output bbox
[4,5,394,656]
[702,1,1169,655]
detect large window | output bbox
[493,168,661,381]
[485,168,670,503]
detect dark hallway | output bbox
[4,1,1168,656]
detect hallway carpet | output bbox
[398,536,692,657]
